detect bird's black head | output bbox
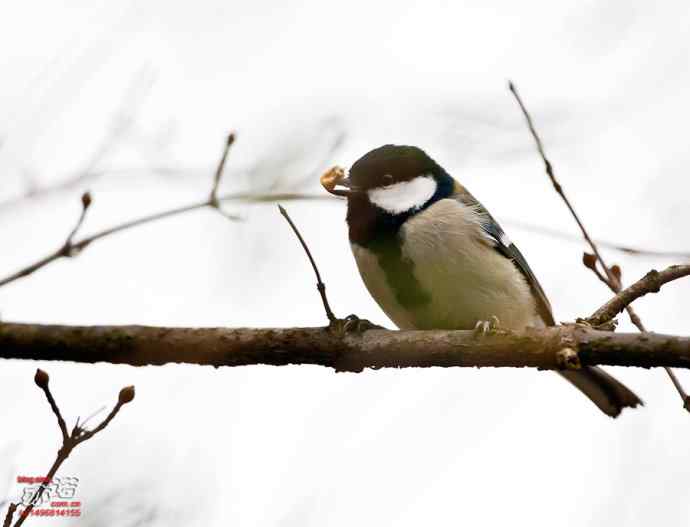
[326,145,454,245]
[349,145,443,191]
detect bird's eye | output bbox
[382,174,394,185]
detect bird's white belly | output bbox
[351,199,540,331]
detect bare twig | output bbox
[509,81,689,407]
[33,369,67,442]
[0,192,93,288]
[582,252,611,288]
[278,205,336,323]
[585,265,690,327]
[508,82,622,288]
[208,133,238,221]
[3,370,134,527]
[0,135,244,289]
[0,191,331,289]
[64,192,92,252]
[75,386,134,444]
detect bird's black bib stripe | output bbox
[365,235,432,308]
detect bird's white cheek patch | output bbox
[368,176,437,214]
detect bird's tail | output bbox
[558,366,643,418]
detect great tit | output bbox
[322,144,642,418]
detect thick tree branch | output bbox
[1,322,690,371]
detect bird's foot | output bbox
[473,315,501,337]
[572,318,618,332]
[330,314,383,336]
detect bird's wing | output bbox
[452,184,555,326]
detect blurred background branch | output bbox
[0,67,158,214]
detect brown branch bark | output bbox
[1,322,690,371]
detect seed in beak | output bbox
[320,166,350,197]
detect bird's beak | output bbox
[320,166,358,197]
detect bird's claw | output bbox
[572,318,618,332]
[331,314,381,335]
[473,315,500,337]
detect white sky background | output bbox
[1,0,690,525]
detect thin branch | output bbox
[0,193,93,288]
[0,135,246,289]
[33,369,67,442]
[208,132,237,220]
[278,205,337,323]
[509,81,689,406]
[582,252,612,288]
[585,265,690,327]
[76,387,134,444]
[3,371,134,527]
[0,192,330,289]
[2,322,690,371]
[63,192,92,251]
[508,82,622,288]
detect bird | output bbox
[321,144,642,417]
